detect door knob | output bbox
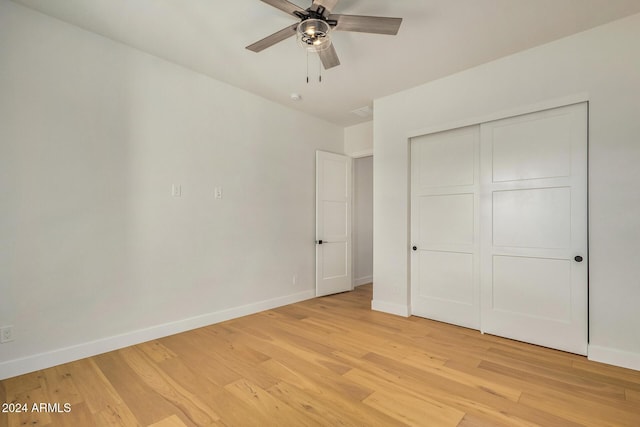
[412,246,417,251]
[317,240,323,245]
[574,255,583,262]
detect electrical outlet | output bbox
[214,187,223,199]
[1,325,14,343]
[172,184,182,197]
[292,274,297,285]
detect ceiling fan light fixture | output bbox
[246,0,403,70]
[297,18,332,52]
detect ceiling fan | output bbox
[246,0,403,69]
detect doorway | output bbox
[353,156,373,287]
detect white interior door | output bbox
[480,103,588,355]
[410,126,481,329]
[316,151,352,297]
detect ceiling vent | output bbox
[351,105,373,118]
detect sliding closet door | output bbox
[410,126,480,330]
[480,103,588,355]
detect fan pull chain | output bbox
[304,51,323,84]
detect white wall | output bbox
[0,1,343,379]
[353,156,373,286]
[345,121,373,157]
[373,13,640,370]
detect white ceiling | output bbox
[12,0,640,126]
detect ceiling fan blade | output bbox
[329,14,403,35]
[311,0,340,16]
[246,23,298,52]
[318,44,340,69]
[259,0,306,18]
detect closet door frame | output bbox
[407,97,589,355]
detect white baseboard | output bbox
[0,289,315,380]
[354,276,373,287]
[588,345,640,372]
[371,299,410,317]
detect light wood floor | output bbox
[2,284,639,426]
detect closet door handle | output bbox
[412,246,418,251]
[574,255,583,262]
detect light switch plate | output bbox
[1,326,14,343]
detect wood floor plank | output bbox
[375,341,450,368]
[627,388,640,402]
[155,359,245,427]
[92,351,175,426]
[38,365,84,408]
[47,402,94,427]
[137,341,178,364]
[364,391,462,427]
[118,347,220,426]
[94,402,143,427]
[381,331,492,367]
[456,413,515,427]
[223,378,318,426]
[361,351,522,403]
[58,358,125,415]
[229,327,374,402]
[183,332,279,391]
[2,284,639,426]
[477,359,630,402]
[399,353,522,402]
[343,367,468,426]
[156,354,270,427]
[258,358,334,396]
[519,390,640,426]
[159,332,244,387]
[568,362,640,392]
[267,380,395,427]
[197,327,271,365]
[7,385,53,427]
[266,380,359,427]
[260,360,404,426]
[338,351,580,427]
[230,319,353,377]
[3,370,41,401]
[486,343,578,368]
[453,359,637,426]
[147,414,189,427]
[155,357,223,402]
[572,358,640,383]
